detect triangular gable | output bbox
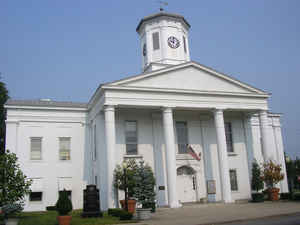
[108,61,268,95]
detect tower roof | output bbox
[136,12,191,32]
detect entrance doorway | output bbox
[176,166,197,203]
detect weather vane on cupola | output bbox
[158,1,168,11]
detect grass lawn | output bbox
[1,210,137,225]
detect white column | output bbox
[104,105,116,208]
[213,109,232,203]
[162,107,180,208]
[259,110,274,161]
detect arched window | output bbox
[177,166,195,175]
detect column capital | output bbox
[161,107,174,114]
[103,105,115,112]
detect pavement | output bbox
[125,201,300,225]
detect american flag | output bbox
[187,145,201,161]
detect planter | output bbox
[120,199,136,214]
[251,193,264,202]
[57,215,72,225]
[268,188,280,201]
[136,208,152,220]
[5,218,19,225]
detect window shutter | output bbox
[183,36,187,53]
[59,137,71,160]
[125,121,138,155]
[152,32,160,50]
[176,122,188,154]
[31,137,42,160]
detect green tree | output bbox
[0,77,9,153]
[0,150,32,206]
[133,160,156,208]
[251,160,264,192]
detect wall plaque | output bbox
[207,180,216,194]
[158,186,165,190]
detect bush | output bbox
[280,192,291,200]
[251,193,264,202]
[251,160,264,192]
[46,206,57,211]
[119,210,133,220]
[292,192,300,201]
[107,208,123,217]
[55,189,73,216]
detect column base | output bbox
[169,201,182,208]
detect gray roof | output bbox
[5,99,87,108]
[136,12,191,32]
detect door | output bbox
[176,166,197,203]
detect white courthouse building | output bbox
[5,12,288,211]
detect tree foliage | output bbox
[0,150,32,206]
[114,159,137,199]
[261,160,284,188]
[251,160,264,192]
[0,78,9,152]
[133,160,156,208]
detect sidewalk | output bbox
[128,201,300,225]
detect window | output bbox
[29,192,42,201]
[152,32,160,50]
[30,137,42,160]
[183,36,187,53]
[225,122,234,153]
[58,190,72,200]
[229,169,238,191]
[59,137,71,160]
[95,175,98,186]
[93,124,97,160]
[125,121,138,155]
[176,122,188,154]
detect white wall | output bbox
[5,108,86,211]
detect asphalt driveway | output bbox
[135,201,300,225]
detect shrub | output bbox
[107,208,123,217]
[280,192,291,200]
[251,160,264,192]
[55,189,73,216]
[119,210,133,220]
[292,192,300,201]
[46,206,57,211]
[251,193,264,202]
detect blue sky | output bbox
[1,1,299,158]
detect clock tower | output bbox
[136,12,191,72]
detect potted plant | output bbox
[133,160,156,220]
[2,203,23,225]
[114,159,137,213]
[251,160,264,202]
[0,150,32,225]
[261,160,284,201]
[56,189,73,225]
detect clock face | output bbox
[143,43,147,56]
[167,36,180,49]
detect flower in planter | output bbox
[261,160,284,188]
[2,203,23,219]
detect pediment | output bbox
[108,62,267,95]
